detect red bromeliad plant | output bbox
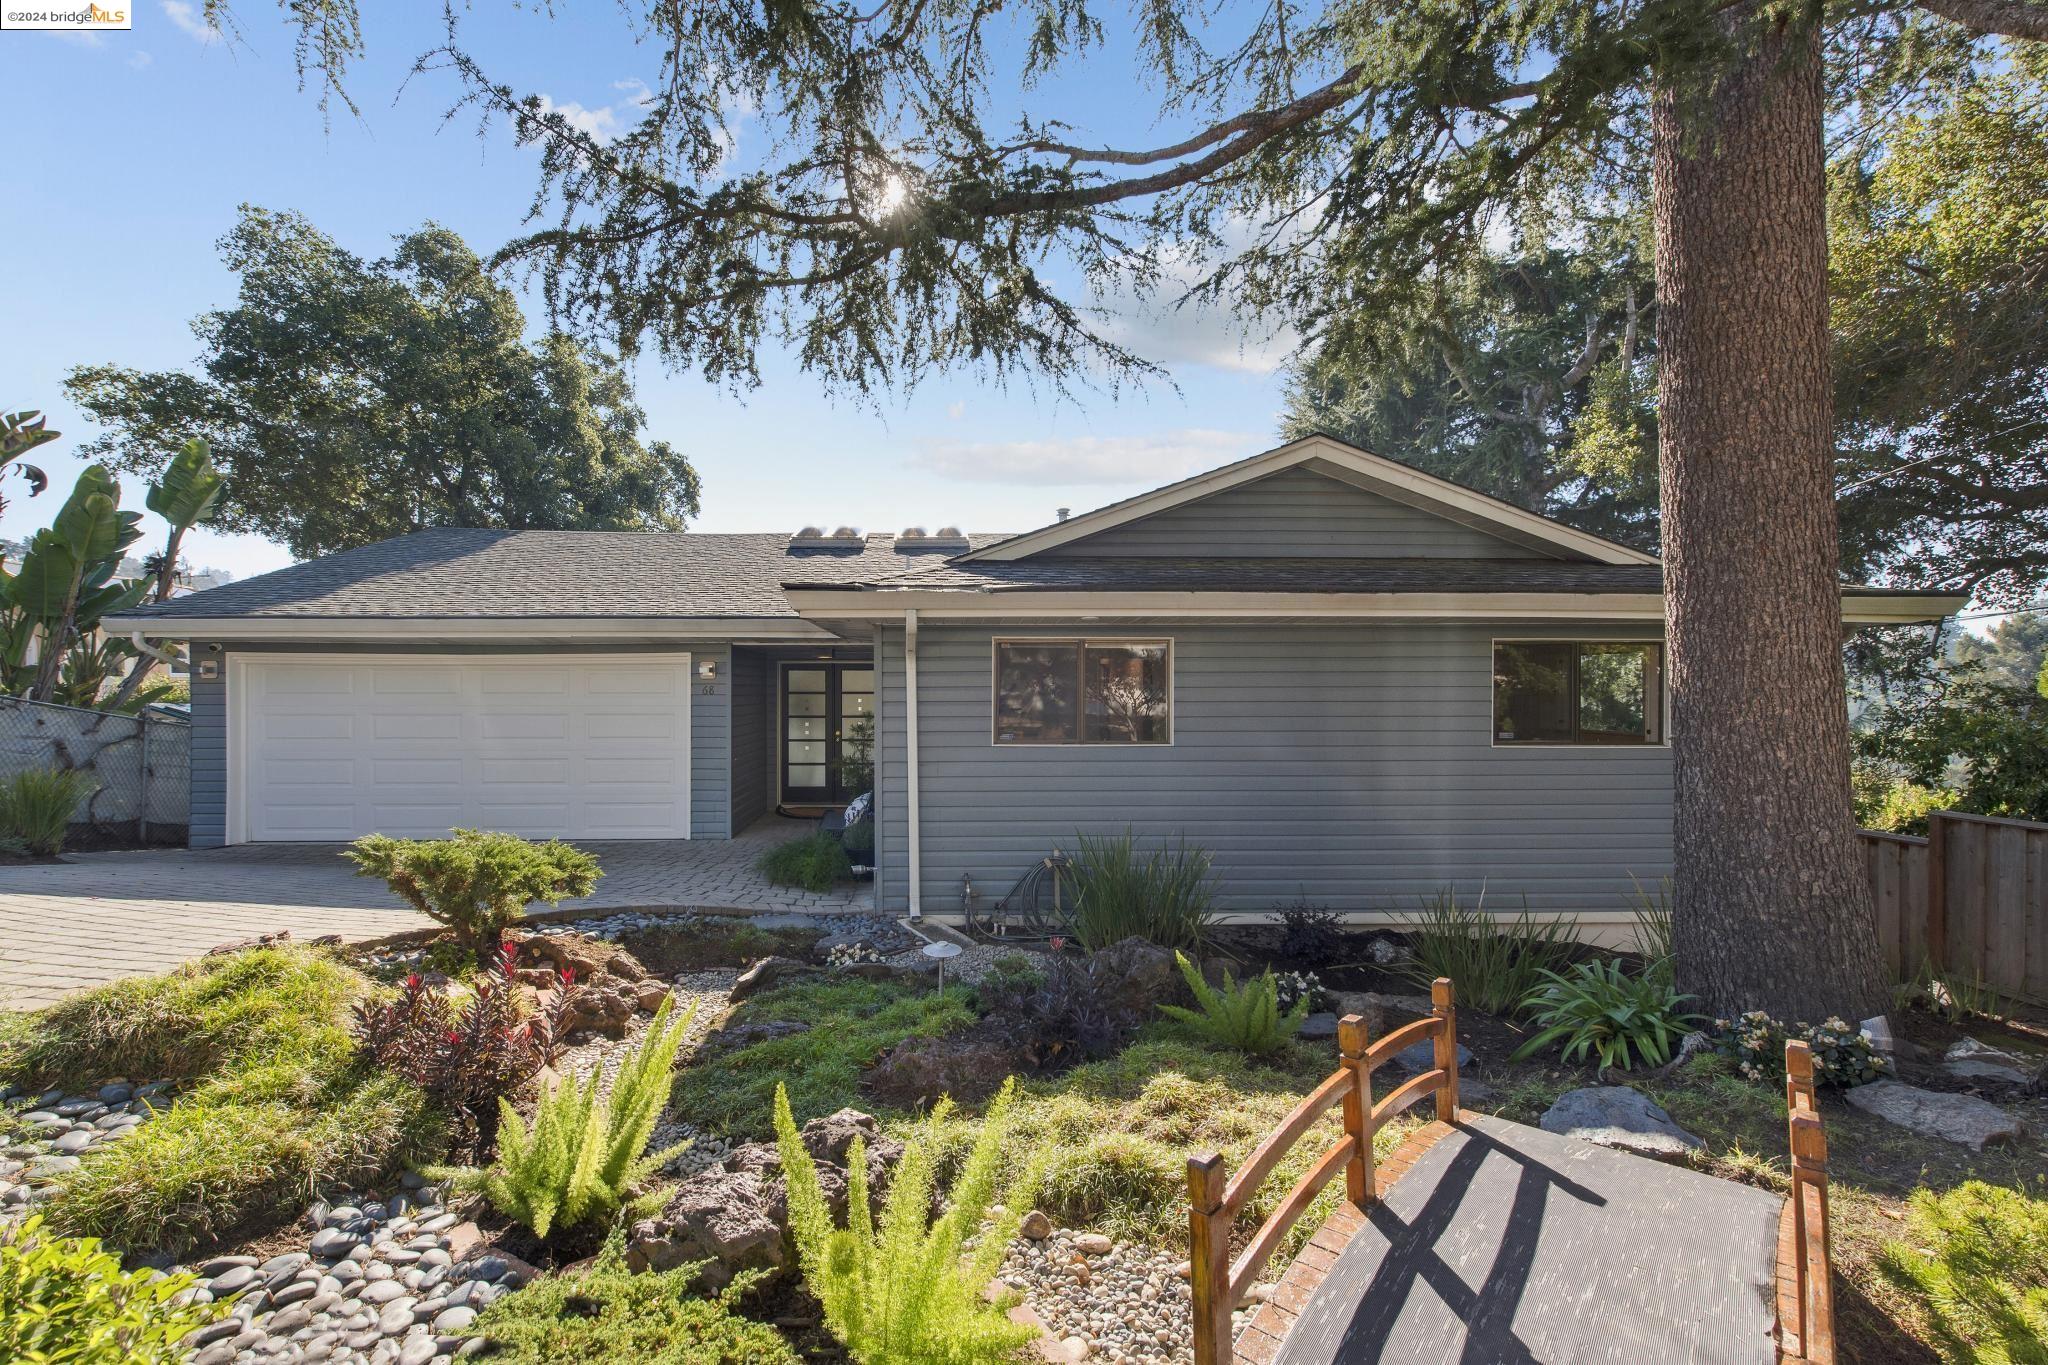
[354,945,572,1159]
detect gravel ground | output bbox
[1001,1227,1199,1364]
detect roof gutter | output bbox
[102,616,842,644]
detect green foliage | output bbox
[1708,1011,1890,1089]
[673,979,976,1137]
[1858,670,2048,825]
[1627,875,1675,969]
[0,768,99,855]
[346,829,602,947]
[1397,888,1577,1015]
[1832,58,2048,603]
[1157,952,1308,1057]
[755,831,854,892]
[1853,767,1960,836]
[0,947,436,1254]
[1065,829,1216,954]
[1877,1181,2048,1365]
[1512,958,1699,1071]
[458,1234,797,1364]
[465,997,694,1239]
[774,1078,1036,1364]
[0,465,148,703]
[1896,962,2014,1025]
[65,207,702,560]
[0,1214,226,1364]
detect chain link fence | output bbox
[0,695,190,844]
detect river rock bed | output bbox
[0,1079,173,1226]
[1000,1226,1196,1364]
[175,1179,526,1365]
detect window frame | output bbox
[989,636,1176,747]
[1489,637,1668,749]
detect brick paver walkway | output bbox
[0,815,875,1010]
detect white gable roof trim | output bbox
[962,434,1661,567]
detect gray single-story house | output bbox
[110,434,1962,938]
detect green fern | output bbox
[459,997,695,1238]
[774,1078,1037,1364]
[1157,951,1308,1056]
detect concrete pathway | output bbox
[0,815,875,1010]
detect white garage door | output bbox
[232,653,691,842]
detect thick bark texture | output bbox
[1652,15,1890,1022]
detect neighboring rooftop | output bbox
[111,528,1006,621]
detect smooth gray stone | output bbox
[378,1300,418,1336]
[209,1265,261,1295]
[271,1280,319,1308]
[397,1336,441,1365]
[432,1306,475,1333]
[1943,1038,2038,1085]
[198,1255,259,1277]
[97,1083,134,1104]
[360,1280,407,1304]
[1392,1038,1475,1073]
[267,1305,314,1334]
[1299,1012,1339,1040]
[1845,1080,2028,1150]
[50,1131,95,1154]
[184,1318,242,1348]
[1539,1086,1704,1163]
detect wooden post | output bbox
[1785,1040,1835,1364]
[1431,977,1459,1121]
[1927,809,1949,973]
[1187,1152,1233,1365]
[1338,1013,1374,1207]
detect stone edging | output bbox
[1231,1118,1460,1365]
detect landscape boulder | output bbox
[626,1107,904,1287]
[504,931,665,1035]
[1844,1080,2028,1151]
[1942,1038,2039,1087]
[730,955,816,1002]
[1540,1086,1703,1163]
[1087,937,1178,1015]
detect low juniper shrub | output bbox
[1710,1010,1891,1087]
[345,829,602,947]
[354,944,570,1159]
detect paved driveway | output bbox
[0,815,875,1010]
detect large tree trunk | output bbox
[1652,11,1889,1022]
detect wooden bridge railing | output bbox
[1780,1040,1836,1365]
[1187,978,1460,1365]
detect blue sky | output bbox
[2,3,1295,579]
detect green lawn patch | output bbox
[671,978,977,1137]
[0,947,438,1256]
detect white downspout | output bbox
[904,609,922,920]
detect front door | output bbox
[780,662,875,805]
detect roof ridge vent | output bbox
[899,526,929,540]
[899,525,969,553]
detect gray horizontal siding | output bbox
[190,640,732,846]
[1043,467,1537,559]
[876,622,1672,918]
[729,648,769,832]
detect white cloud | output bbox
[911,428,1259,486]
[946,401,965,421]
[161,0,217,43]
[127,49,154,69]
[1089,213,1308,376]
[535,93,625,143]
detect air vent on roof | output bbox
[788,526,865,549]
[899,526,928,540]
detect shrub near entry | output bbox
[345,829,602,948]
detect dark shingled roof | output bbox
[783,556,1663,595]
[113,528,1007,621]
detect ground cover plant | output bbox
[756,831,854,892]
[1159,951,1309,1056]
[346,828,602,947]
[1065,829,1216,953]
[776,1078,1036,1363]
[672,978,976,1136]
[457,997,694,1238]
[0,946,436,1255]
[0,1214,225,1363]
[458,1235,797,1364]
[1876,1180,2048,1364]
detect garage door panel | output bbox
[240,655,690,842]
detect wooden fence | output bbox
[1861,810,2048,1006]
